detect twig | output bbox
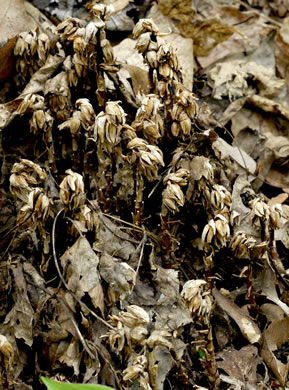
[0,211,35,261]
[86,340,123,390]
[0,211,33,239]
[64,216,84,237]
[100,215,140,245]
[58,298,96,360]
[0,230,17,262]
[100,210,160,244]
[148,167,171,199]
[132,233,147,289]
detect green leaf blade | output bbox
[41,377,115,390]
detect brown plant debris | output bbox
[1,1,289,389]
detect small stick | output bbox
[132,233,147,289]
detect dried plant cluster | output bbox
[0,3,288,390]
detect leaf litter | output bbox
[0,0,289,389]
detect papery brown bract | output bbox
[59,169,86,211]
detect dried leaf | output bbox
[261,317,289,386]
[0,0,50,45]
[217,345,262,387]
[97,215,137,261]
[213,288,261,344]
[61,237,104,315]
[58,339,81,376]
[208,60,284,100]
[99,253,136,301]
[259,265,289,315]
[114,38,148,70]
[197,8,274,68]
[213,137,256,175]
[191,19,237,57]
[148,346,173,390]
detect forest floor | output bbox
[0,0,289,389]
